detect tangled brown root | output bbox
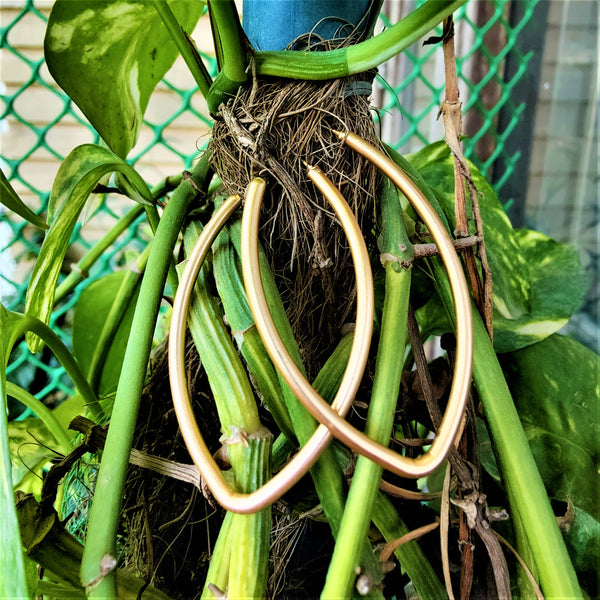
[209,74,382,376]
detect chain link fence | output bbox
[1,0,540,413]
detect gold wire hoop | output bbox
[242,134,473,478]
[168,181,374,514]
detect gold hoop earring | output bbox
[242,134,473,478]
[169,179,374,514]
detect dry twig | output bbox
[440,16,494,339]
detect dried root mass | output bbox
[209,74,382,376]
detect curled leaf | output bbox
[0,169,47,229]
[25,144,151,352]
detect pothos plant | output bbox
[1,1,597,599]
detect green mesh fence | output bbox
[1,0,538,414]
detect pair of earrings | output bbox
[169,132,473,514]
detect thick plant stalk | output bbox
[322,263,411,599]
[212,224,295,439]
[80,156,211,599]
[183,221,271,599]
[226,215,385,594]
[322,178,412,598]
[431,260,582,599]
[254,0,468,79]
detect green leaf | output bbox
[47,144,151,223]
[72,271,140,396]
[494,229,588,352]
[1,168,48,229]
[25,144,150,352]
[51,394,87,436]
[8,418,61,494]
[501,334,600,520]
[407,142,531,321]
[44,0,204,158]
[563,506,600,581]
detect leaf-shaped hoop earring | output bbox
[169,180,374,514]
[242,134,473,478]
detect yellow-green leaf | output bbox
[494,229,588,352]
[25,144,150,352]
[1,169,48,229]
[44,0,204,158]
[407,142,531,321]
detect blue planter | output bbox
[243,0,374,51]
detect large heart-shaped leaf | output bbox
[1,169,48,229]
[25,144,151,352]
[494,229,587,352]
[44,0,204,158]
[407,142,531,321]
[72,270,140,396]
[502,334,599,520]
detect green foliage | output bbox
[72,271,141,396]
[1,169,48,229]
[408,142,532,321]
[502,334,599,520]
[25,144,151,353]
[44,0,204,158]
[493,230,588,352]
[2,2,596,599]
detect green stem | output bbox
[152,0,212,97]
[4,312,103,422]
[254,0,467,79]
[182,220,271,598]
[431,260,582,599]
[322,177,414,597]
[6,382,72,453]
[86,246,150,392]
[471,313,581,598]
[226,438,271,600]
[183,222,261,432]
[322,262,411,596]
[206,0,249,112]
[372,492,446,600]
[79,156,211,598]
[227,220,384,595]
[322,264,411,598]
[201,512,232,599]
[146,204,179,294]
[212,220,295,440]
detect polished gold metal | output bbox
[242,135,473,478]
[169,183,374,514]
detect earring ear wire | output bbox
[169,176,374,514]
[242,133,473,479]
